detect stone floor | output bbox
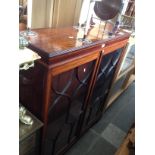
[65,82,135,155]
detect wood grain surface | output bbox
[27,27,130,59]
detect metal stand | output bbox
[77,0,111,42]
[77,0,95,43]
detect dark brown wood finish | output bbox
[27,27,129,60]
[20,26,130,155]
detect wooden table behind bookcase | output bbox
[19,26,130,155]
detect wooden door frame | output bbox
[41,50,100,137]
[79,39,128,132]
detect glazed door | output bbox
[82,48,123,130]
[43,55,98,155]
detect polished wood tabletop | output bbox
[27,25,130,59]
